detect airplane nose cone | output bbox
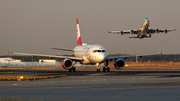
[98,53,107,62]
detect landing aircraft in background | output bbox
[10,19,161,72]
[108,18,176,39]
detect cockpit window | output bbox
[102,50,105,52]
[93,50,97,53]
[93,50,106,53]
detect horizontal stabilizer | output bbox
[129,36,151,39]
[51,48,74,51]
[9,51,83,60]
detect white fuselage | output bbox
[73,45,108,64]
[140,20,150,35]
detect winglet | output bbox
[160,51,163,55]
[76,19,82,46]
[8,51,12,55]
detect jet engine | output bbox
[155,29,159,33]
[114,59,125,70]
[130,30,134,34]
[164,29,168,34]
[61,59,73,70]
[120,31,124,35]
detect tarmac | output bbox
[0,69,180,101]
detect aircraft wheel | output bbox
[139,35,142,39]
[69,69,72,72]
[107,67,110,72]
[73,67,76,72]
[103,67,106,72]
[97,69,100,72]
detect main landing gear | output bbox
[96,67,110,72]
[96,68,101,72]
[68,66,110,72]
[103,67,110,72]
[69,67,76,72]
[68,61,78,72]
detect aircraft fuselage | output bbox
[140,18,150,36]
[74,45,108,64]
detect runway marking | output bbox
[13,84,18,86]
[51,77,146,83]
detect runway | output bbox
[0,69,180,101]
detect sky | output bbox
[0,0,179,55]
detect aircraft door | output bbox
[86,47,91,56]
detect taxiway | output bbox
[0,69,180,101]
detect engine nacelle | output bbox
[155,29,159,33]
[130,30,134,34]
[120,31,124,35]
[61,59,73,70]
[114,59,125,70]
[164,29,168,34]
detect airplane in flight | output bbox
[108,18,176,39]
[10,19,161,72]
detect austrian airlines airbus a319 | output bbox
[11,19,161,72]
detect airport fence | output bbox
[0,62,61,67]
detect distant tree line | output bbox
[1,54,180,62]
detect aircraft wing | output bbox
[149,29,176,33]
[107,52,162,60]
[108,29,139,35]
[10,52,83,61]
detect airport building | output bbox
[0,57,21,62]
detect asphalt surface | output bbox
[0,69,180,101]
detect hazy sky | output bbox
[0,0,179,55]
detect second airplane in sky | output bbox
[108,18,176,39]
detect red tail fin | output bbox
[76,19,82,46]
